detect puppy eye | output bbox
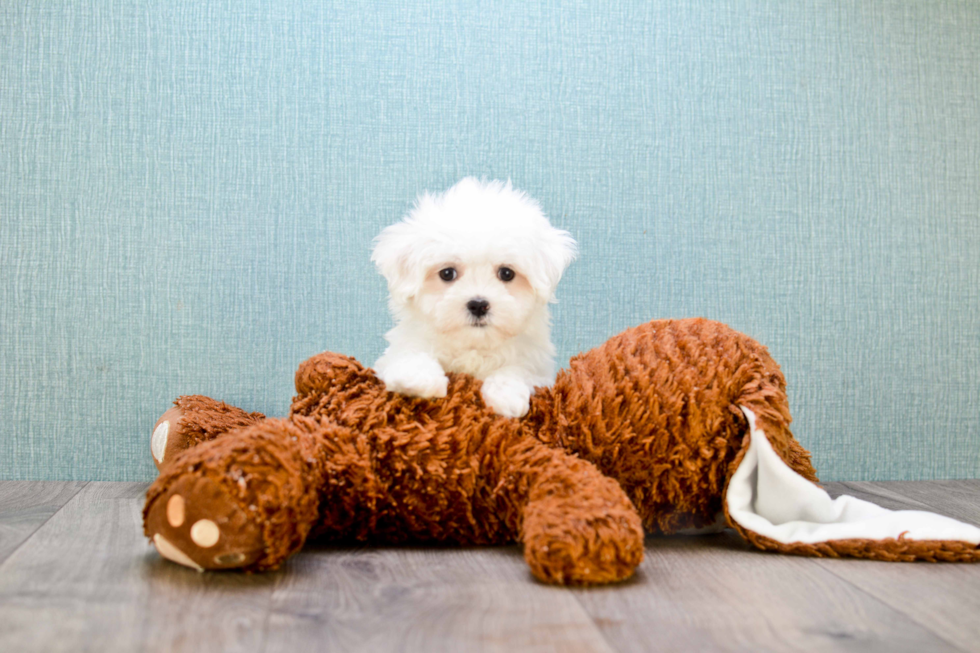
[438,267,457,282]
[497,267,515,282]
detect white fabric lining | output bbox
[725,407,980,546]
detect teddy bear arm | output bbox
[499,446,644,585]
[145,416,348,572]
[294,351,383,398]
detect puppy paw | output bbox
[378,354,449,399]
[481,375,531,418]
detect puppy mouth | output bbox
[466,312,491,328]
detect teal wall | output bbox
[2,1,979,482]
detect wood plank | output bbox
[570,531,964,653]
[0,482,282,653]
[837,480,980,524]
[0,480,87,564]
[811,480,980,653]
[0,482,612,653]
[2,480,978,652]
[262,543,615,653]
[821,481,936,512]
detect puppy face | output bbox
[372,178,577,344]
[416,259,537,346]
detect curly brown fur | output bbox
[740,530,980,562]
[529,318,816,534]
[146,354,644,583]
[144,317,976,582]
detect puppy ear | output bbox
[529,225,578,302]
[371,218,426,306]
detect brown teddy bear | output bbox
[144,318,980,584]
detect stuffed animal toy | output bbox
[144,318,980,584]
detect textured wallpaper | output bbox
[2,1,979,481]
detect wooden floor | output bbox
[0,481,978,652]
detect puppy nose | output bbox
[466,298,490,317]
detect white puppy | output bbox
[371,178,577,418]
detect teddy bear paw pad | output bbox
[153,533,204,571]
[151,420,170,464]
[166,494,185,527]
[146,476,266,570]
[150,406,188,470]
[190,519,220,547]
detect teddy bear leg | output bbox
[144,417,329,572]
[150,395,265,472]
[517,454,645,585]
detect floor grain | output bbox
[0,480,86,564]
[813,480,980,653]
[0,479,978,653]
[569,532,962,653]
[0,482,280,653]
[838,480,980,523]
[263,544,613,653]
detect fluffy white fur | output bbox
[372,178,577,417]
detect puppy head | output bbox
[372,178,577,341]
